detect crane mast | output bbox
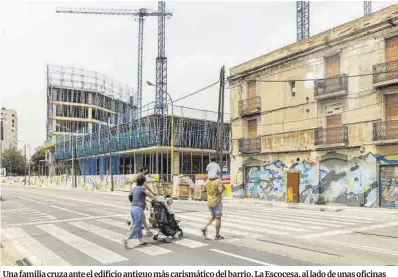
[296,1,310,42]
[155,1,168,115]
[56,5,172,119]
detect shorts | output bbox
[208,202,223,218]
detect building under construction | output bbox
[44,65,230,180]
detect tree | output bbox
[30,147,46,175]
[1,148,27,176]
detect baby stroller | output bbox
[149,195,183,243]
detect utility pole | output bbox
[216,66,226,165]
[107,118,115,191]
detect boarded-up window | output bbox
[326,114,342,127]
[247,119,257,138]
[386,36,398,62]
[325,54,341,77]
[386,94,398,121]
[247,81,257,110]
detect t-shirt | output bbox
[203,179,225,207]
[206,162,221,179]
[131,185,146,210]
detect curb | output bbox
[1,230,39,266]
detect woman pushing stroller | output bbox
[123,173,158,248]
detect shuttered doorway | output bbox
[325,54,341,78]
[386,36,398,80]
[386,94,398,121]
[247,119,257,138]
[326,114,342,144]
[247,81,257,111]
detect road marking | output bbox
[233,210,350,227]
[299,221,398,239]
[38,224,128,264]
[177,214,289,236]
[29,216,56,221]
[49,204,91,217]
[178,220,266,238]
[97,218,127,229]
[69,221,172,256]
[1,227,70,266]
[173,238,208,248]
[323,240,398,256]
[209,249,277,266]
[191,212,310,232]
[1,208,31,213]
[3,213,126,228]
[226,211,325,230]
[19,196,91,217]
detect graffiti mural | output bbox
[238,152,398,207]
[241,160,320,202]
[319,153,378,207]
[379,165,398,208]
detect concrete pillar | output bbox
[172,151,180,175]
[134,154,143,173]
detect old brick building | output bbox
[229,4,398,208]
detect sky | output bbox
[0,0,397,152]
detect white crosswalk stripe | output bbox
[1,227,70,266]
[69,221,172,256]
[37,224,128,264]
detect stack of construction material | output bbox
[193,185,207,201]
[172,176,191,200]
[146,181,173,196]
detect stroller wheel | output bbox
[165,237,172,243]
[178,232,183,239]
[153,235,158,241]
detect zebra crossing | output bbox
[1,206,387,266]
[1,208,56,223]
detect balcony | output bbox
[373,59,398,87]
[314,126,348,147]
[314,74,348,100]
[238,96,261,117]
[238,138,261,154]
[373,120,398,143]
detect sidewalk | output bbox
[0,243,15,266]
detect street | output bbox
[1,183,398,266]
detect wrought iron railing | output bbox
[373,120,398,141]
[373,59,398,84]
[238,138,261,154]
[314,74,348,97]
[238,96,261,116]
[314,126,348,145]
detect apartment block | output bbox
[0,107,18,150]
[228,5,398,208]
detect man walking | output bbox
[201,157,225,240]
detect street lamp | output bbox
[8,160,11,176]
[18,140,31,186]
[55,124,76,188]
[146,81,174,181]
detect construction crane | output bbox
[296,1,310,42]
[364,1,372,16]
[56,5,173,118]
[155,1,168,115]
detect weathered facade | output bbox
[229,4,398,208]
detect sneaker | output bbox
[215,235,224,240]
[201,228,207,238]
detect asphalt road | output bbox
[1,183,397,266]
